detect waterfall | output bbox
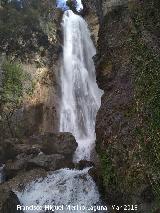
[15,10,104,212]
[60,10,103,162]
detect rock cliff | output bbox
[0,1,62,138]
[93,0,160,211]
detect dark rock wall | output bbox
[94,0,160,211]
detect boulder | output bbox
[75,160,94,170]
[1,133,77,180]
[0,139,18,162]
[5,169,47,192]
[5,152,75,180]
[88,167,99,184]
[0,138,41,163]
[5,154,34,180]
[0,187,23,213]
[34,133,78,157]
[15,144,41,156]
[0,132,77,164]
[27,153,74,171]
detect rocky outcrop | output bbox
[3,169,47,192]
[0,188,23,213]
[0,132,77,212]
[26,153,73,171]
[94,0,160,211]
[17,133,77,156]
[82,0,99,45]
[0,168,47,210]
[0,138,40,162]
[40,133,77,156]
[96,0,136,18]
[20,65,59,136]
[0,133,77,180]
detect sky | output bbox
[56,0,83,11]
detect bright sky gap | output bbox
[56,0,83,11]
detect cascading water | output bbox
[15,10,105,212]
[60,10,103,162]
[17,168,105,213]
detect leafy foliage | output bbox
[1,60,24,104]
[0,59,33,137]
[0,0,56,61]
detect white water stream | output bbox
[60,10,103,162]
[17,168,105,213]
[16,10,104,212]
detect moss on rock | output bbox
[95,0,160,210]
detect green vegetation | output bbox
[129,0,160,204]
[131,34,160,203]
[99,152,117,188]
[1,60,24,104]
[0,0,56,61]
[0,0,58,138]
[0,59,33,137]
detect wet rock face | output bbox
[0,188,23,213]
